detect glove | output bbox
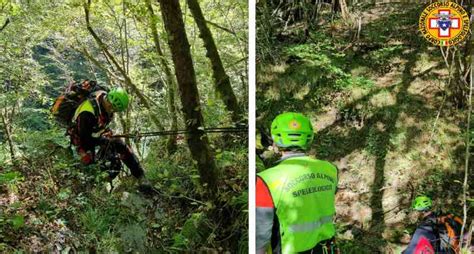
[102,129,113,138]
[79,149,94,165]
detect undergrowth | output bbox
[0,128,248,252]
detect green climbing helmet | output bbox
[107,88,129,112]
[412,196,432,211]
[271,112,314,150]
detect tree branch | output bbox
[83,0,163,130]
[76,46,124,83]
[205,19,236,36]
[185,12,237,36]
[0,17,10,32]
[460,44,472,249]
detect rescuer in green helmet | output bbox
[256,112,339,254]
[70,84,152,192]
[403,195,437,253]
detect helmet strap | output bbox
[101,95,114,114]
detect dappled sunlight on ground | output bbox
[334,150,375,225]
[313,107,339,131]
[257,2,468,252]
[370,90,396,108]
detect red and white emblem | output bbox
[428,10,460,37]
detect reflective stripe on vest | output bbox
[257,156,337,253]
[288,215,333,233]
[73,99,106,138]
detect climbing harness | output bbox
[96,139,122,191]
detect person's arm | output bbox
[256,176,274,253]
[76,112,97,164]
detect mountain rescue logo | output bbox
[288,120,301,130]
[419,1,470,46]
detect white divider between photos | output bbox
[248,0,256,252]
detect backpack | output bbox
[435,214,463,253]
[50,80,107,127]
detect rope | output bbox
[112,126,248,138]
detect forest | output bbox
[0,0,248,252]
[256,0,472,253]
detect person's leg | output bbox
[107,138,144,178]
[95,137,152,193]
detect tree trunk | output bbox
[339,0,350,21]
[332,0,341,12]
[1,109,15,161]
[145,0,178,155]
[459,47,472,249]
[158,0,218,192]
[187,0,242,123]
[333,0,350,20]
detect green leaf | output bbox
[9,3,21,16]
[0,171,23,185]
[58,188,71,201]
[10,215,25,230]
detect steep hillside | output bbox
[257,3,471,253]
